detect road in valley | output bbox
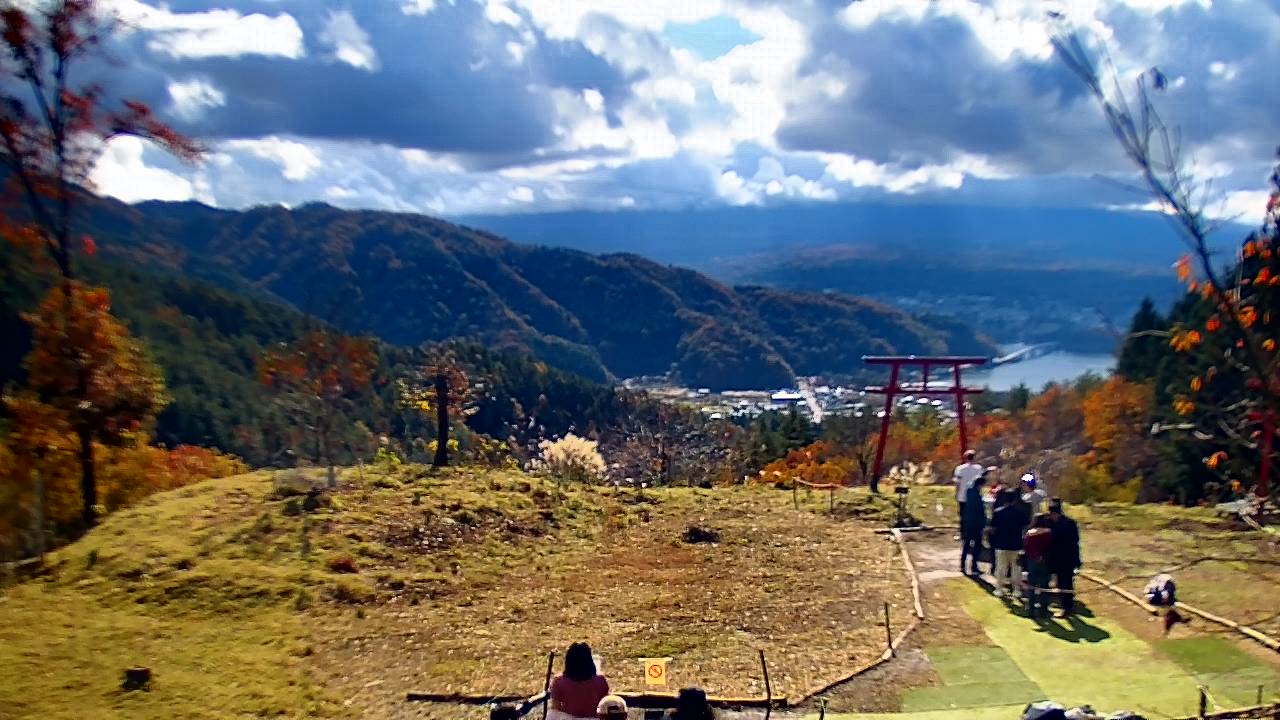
[796,378,825,424]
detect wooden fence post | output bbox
[541,652,555,720]
[760,650,772,720]
[884,602,893,656]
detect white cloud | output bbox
[1208,60,1239,81]
[90,136,195,202]
[167,77,225,121]
[486,0,524,28]
[511,0,722,39]
[401,0,437,16]
[400,148,464,173]
[715,170,759,205]
[321,10,379,71]
[224,137,323,181]
[1216,190,1269,225]
[111,1,305,60]
[94,0,1280,217]
[507,185,536,202]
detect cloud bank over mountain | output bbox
[92,0,1280,223]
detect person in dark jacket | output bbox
[1045,498,1081,616]
[1022,514,1053,617]
[666,687,715,720]
[987,489,1029,599]
[960,476,989,575]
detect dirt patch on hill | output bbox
[306,478,914,720]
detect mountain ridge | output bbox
[65,196,994,389]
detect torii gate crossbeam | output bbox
[862,355,987,492]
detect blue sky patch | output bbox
[661,15,761,60]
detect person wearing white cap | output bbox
[1021,472,1048,516]
[596,695,628,720]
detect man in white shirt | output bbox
[953,450,984,536]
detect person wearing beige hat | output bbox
[596,694,628,720]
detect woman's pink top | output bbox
[550,674,610,718]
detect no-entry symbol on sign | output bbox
[640,658,669,686]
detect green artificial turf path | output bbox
[1157,637,1280,707]
[954,579,1202,717]
[901,646,1045,712]
[822,580,1280,720]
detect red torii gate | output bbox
[862,355,987,492]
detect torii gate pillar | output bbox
[862,355,987,493]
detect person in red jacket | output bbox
[549,643,610,720]
[1022,514,1053,617]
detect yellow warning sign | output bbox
[640,657,669,686]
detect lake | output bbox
[966,350,1116,391]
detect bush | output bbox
[325,554,358,574]
[528,433,607,484]
[1057,457,1142,504]
[328,576,375,604]
[272,469,323,499]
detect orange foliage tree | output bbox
[19,285,167,529]
[0,0,200,532]
[1081,376,1155,485]
[759,441,857,487]
[0,392,76,557]
[259,329,378,486]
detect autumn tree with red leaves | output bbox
[258,330,378,487]
[0,0,201,284]
[1054,23,1280,502]
[0,1,200,531]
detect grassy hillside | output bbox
[0,466,914,720]
[59,196,994,389]
[4,467,1277,720]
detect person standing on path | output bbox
[987,489,1029,599]
[1021,473,1049,516]
[1022,515,1053,617]
[961,475,989,575]
[1045,498,1082,617]
[953,450,984,536]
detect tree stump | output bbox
[302,489,323,512]
[682,525,721,544]
[122,667,151,691]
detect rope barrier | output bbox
[1080,572,1280,653]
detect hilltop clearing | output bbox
[0,467,916,720]
[6,468,1276,720]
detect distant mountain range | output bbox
[13,197,993,390]
[460,203,1241,350]
[459,202,1243,270]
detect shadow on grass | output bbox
[966,575,1110,644]
[1033,614,1112,644]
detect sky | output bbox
[85,0,1280,223]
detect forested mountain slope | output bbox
[60,197,993,389]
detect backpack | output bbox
[1144,574,1176,607]
[1022,701,1067,720]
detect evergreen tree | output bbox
[1116,298,1168,382]
[1005,384,1031,413]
